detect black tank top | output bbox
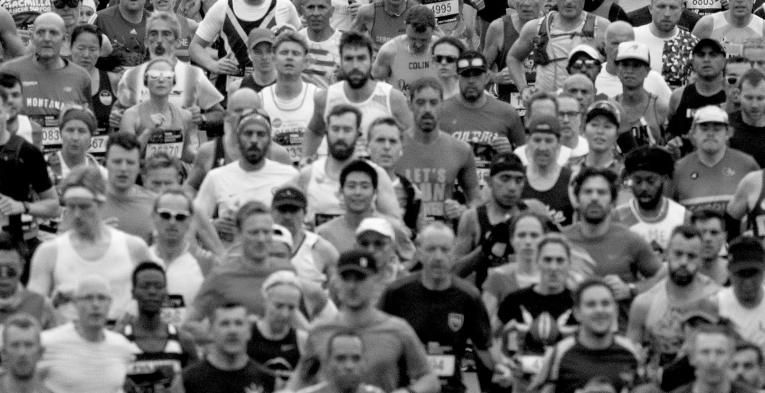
[748,171,765,238]
[521,167,574,226]
[666,84,726,140]
[92,69,114,135]
[123,323,189,393]
[246,324,301,382]
[213,136,227,169]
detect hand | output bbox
[348,1,360,17]
[520,85,536,105]
[214,216,237,239]
[492,135,513,154]
[492,362,515,388]
[443,199,466,220]
[109,108,124,130]
[187,105,203,125]
[472,0,485,10]
[493,67,513,85]
[212,55,240,75]
[603,274,632,300]
[0,195,24,216]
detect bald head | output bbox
[227,88,263,114]
[33,12,65,32]
[562,74,595,111]
[418,222,456,245]
[605,21,634,41]
[75,274,112,299]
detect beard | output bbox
[345,68,369,89]
[669,267,694,286]
[417,113,437,132]
[241,143,267,165]
[581,202,608,224]
[329,139,355,160]
[636,185,663,211]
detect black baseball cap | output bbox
[692,38,726,57]
[272,186,307,210]
[337,250,379,277]
[728,236,765,274]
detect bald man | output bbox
[562,74,598,112]
[184,88,292,195]
[595,21,672,99]
[0,12,91,154]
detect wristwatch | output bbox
[22,202,29,215]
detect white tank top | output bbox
[149,245,203,326]
[261,82,317,164]
[291,231,326,285]
[323,81,393,157]
[717,287,765,350]
[305,156,344,227]
[53,228,135,321]
[626,198,687,252]
[16,114,33,143]
[711,12,765,57]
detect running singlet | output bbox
[91,69,115,157]
[221,0,277,88]
[323,80,393,158]
[291,231,327,285]
[299,29,341,87]
[710,11,765,57]
[135,101,186,160]
[260,82,317,164]
[384,35,436,96]
[495,14,536,113]
[666,84,726,140]
[686,0,721,16]
[93,7,150,67]
[747,171,765,238]
[613,198,687,253]
[521,167,574,226]
[0,56,91,153]
[369,0,408,51]
[616,93,664,146]
[305,156,344,227]
[124,323,187,393]
[246,325,301,386]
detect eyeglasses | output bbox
[156,208,190,222]
[558,111,580,119]
[146,70,174,81]
[76,294,111,303]
[0,266,18,279]
[571,59,601,69]
[53,0,79,8]
[433,55,457,64]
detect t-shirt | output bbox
[395,132,478,222]
[92,6,151,67]
[192,257,294,318]
[497,286,575,354]
[195,159,298,218]
[633,24,674,74]
[39,322,134,393]
[673,148,760,213]
[302,311,432,393]
[379,274,491,393]
[716,286,765,352]
[0,134,52,211]
[0,56,91,152]
[439,96,525,182]
[595,68,672,99]
[316,213,415,262]
[730,110,765,168]
[182,358,275,393]
[102,186,157,243]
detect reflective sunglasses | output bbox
[156,208,190,222]
[146,70,175,81]
[571,59,600,69]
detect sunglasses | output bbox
[146,70,174,81]
[433,55,457,64]
[571,59,600,69]
[156,208,190,222]
[53,0,79,8]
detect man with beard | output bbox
[729,68,765,167]
[295,331,386,393]
[396,77,479,224]
[693,0,765,60]
[372,5,437,96]
[691,209,729,286]
[0,313,49,393]
[291,104,401,228]
[122,262,198,393]
[529,279,641,393]
[439,51,524,187]
[302,31,412,161]
[521,114,574,226]
[288,250,440,393]
[626,226,721,373]
[614,146,688,254]
[195,109,298,243]
[729,343,765,391]
[563,167,662,330]
[379,222,494,393]
[666,39,727,154]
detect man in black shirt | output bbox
[729,68,765,167]
[380,222,494,393]
[182,303,275,393]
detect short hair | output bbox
[144,151,183,176]
[571,166,619,202]
[537,233,572,260]
[431,36,465,56]
[367,116,404,141]
[60,165,107,200]
[736,342,764,365]
[405,5,436,32]
[0,232,23,261]
[409,76,443,101]
[669,224,703,244]
[326,104,362,131]
[131,261,166,288]
[0,72,22,92]
[326,329,364,358]
[153,186,194,214]
[339,31,373,59]
[146,11,181,40]
[690,209,727,231]
[235,200,271,230]
[70,23,103,46]
[273,30,309,55]
[573,278,615,307]
[106,132,141,158]
[688,323,738,354]
[739,68,765,90]
[2,312,41,344]
[526,91,559,118]
[210,302,247,323]
[556,92,581,110]
[340,159,378,190]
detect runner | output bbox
[302,31,412,161]
[730,343,765,390]
[149,0,197,62]
[566,44,603,84]
[372,5,437,96]
[0,12,91,154]
[562,74,596,118]
[614,146,688,253]
[0,73,41,146]
[690,209,729,286]
[0,314,49,393]
[730,68,765,167]
[260,31,318,164]
[92,0,151,68]
[299,0,341,87]
[431,36,464,100]
[569,100,624,178]
[351,0,411,53]
[239,28,277,91]
[724,56,751,113]
[379,222,494,393]
[0,234,56,328]
[396,77,479,224]
[556,93,589,162]
[693,0,765,59]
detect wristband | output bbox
[22,202,29,215]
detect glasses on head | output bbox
[156,208,190,222]
[457,58,487,75]
[53,0,79,8]
[146,70,174,81]
[433,55,457,64]
[0,265,18,279]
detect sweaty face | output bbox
[630,170,664,210]
[144,166,180,194]
[741,80,765,123]
[574,285,616,337]
[146,20,178,58]
[695,218,726,260]
[666,234,702,287]
[410,86,442,133]
[61,119,92,158]
[691,122,729,155]
[368,124,402,170]
[341,45,372,89]
[557,97,582,141]
[303,0,333,32]
[237,121,271,165]
[650,0,682,33]
[74,282,112,330]
[458,69,488,102]
[537,243,570,291]
[211,306,251,356]
[693,47,725,81]
[616,59,649,89]
[341,172,375,214]
[274,41,307,77]
[133,269,167,314]
[419,228,456,282]
[326,113,359,160]
[510,216,544,262]
[565,79,594,110]
[576,176,613,224]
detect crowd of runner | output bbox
[2,0,765,392]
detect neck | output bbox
[75,222,108,242]
[606,59,617,74]
[667,276,701,299]
[384,167,397,181]
[238,157,267,172]
[149,95,171,111]
[1,374,40,393]
[276,77,303,97]
[62,150,87,169]
[156,238,186,261]
[529,162,559,177]
[257,319,290,339]
[340,305,379,327]
[343,209,373,228]
[636,197,664,218]
[577,329,613,350]
[738,290,764,308]
[585,150,615,168]
[697,147,727,167]
[75,321,104,342]
[562,133,579,149]
[692,379,731,393]
[649,22,677,39]
[119,5,144,23]
[535,282,564,296]
[384,0,407,15]
[0,284,16,298]
[108,182,133,197]
[326,156,353,178]
[621,86,647,104]
[34,54,64,70]
[421,274,452,291]
[307,26,335,41]
[517,257,537,274]
[457,93,487,109]
[6,116,17,135]
[137,310,163,331]
[742,111,765,127]
[208,348,249,371]
[727,10,751,27]
[696,75,724,95]
[579,216,612,238]
[254,69,277,85]
[412,127,440,144]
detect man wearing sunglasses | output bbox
[566,44,603,84]
[428,36,463,100]
[372,5,437,97]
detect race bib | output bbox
[427,355,456,377]
[88,129,109,154]
[273,129,305,164]
[686,0,721,15]
[34,115,61,152]
[518,355,543,375]
[145,129,183,159]
[160,294,186,326]
[423,0,459,24]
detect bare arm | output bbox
[691,15,714,38]
[29,188,61,218]
[119,107,140,135]
[728,171,760,219]
[372,44,394,82]
[28,241,57,297]
[506,18,538,90]
[302,89,328,160]
[390,89,414,130]
[350,4,374,33]
[189,35,219,73]
[0,8,25,58]
[626,294,650,347]
[483,19,504,70]
[184,141,214,195]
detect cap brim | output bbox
[615,56,649,65]
[728,260,765,273]
[273,200,306,209]
[458,67,487,75]
[249,39,274,49]
[337,266,376,276]
[355,228,393,238]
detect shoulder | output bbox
[613,335,642,360]
[452,276,482,299]
[384,273,421,294]
[0,55,31,72]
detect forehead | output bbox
[148,61,173,71]
[433,42,459,55]
[0,249,21,265]
[581,175,610,190]
[328,112,358,127]
[267,284,302,300]
[734,348,760,361]
[135,268,165,283]
[726,62,752,73]
[214,306,248,321]
[331,336,363,354]
[156,193,188,209]
[694,332,731,349]
[579,285,612,301]
[107,144,140,158]
[412,86,441,100]
[420,228,455,246]
[558,96,580,110]
[77,281,110,297]
[275,40,306,52]
[303,0,331,6]
[345,171,373,183]
[239,121,270,133]
[34,19,64,33]
[341,45,370,57]
[148,19,174,31]
[370,124,400,140]
[566,80,593,91]
[539,242,568,256]
[242,213,273,228]
[668,234,702,250]
[514,216,544,232]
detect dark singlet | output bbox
[136,101,186,160]
[221,0,277,77]
[496,15,536,110]
[667,84,726,140]
[91,69,115,158]
[748,171,765,238]
[616,93,664,148]
[246,325,301,383]
[370,0,408,51]
[123,323,188,393]
[521,167,574,226]
[213,136,227,169]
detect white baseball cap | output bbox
[568,44,604,63]
[615,41,650,65]
[272,224,293,252]
[355,217,395,239]
[692,105,729,125]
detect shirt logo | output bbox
[447,313,464,332]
